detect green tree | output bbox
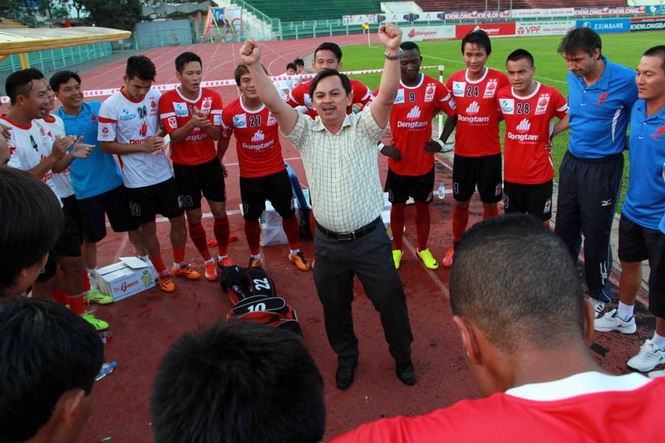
[77,0,141,30]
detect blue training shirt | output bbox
[622,99,665,231]
[55,101,124,199]
[567,56,638,159]
[660,213,665,235]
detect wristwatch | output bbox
[384,49,403,60]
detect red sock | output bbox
[188,222,212,261]
[390,202,406,250]
[82,272,91,292]
[309,212,317,237]
[214,218,230,256]
[452,206,469,243]
[483,205,499,219]
[244,220,262,256]
[173,247,186,266]
[415,201,431,251]
[151,254,166,274]
[65,294,85,315]
[282,214,300,250]
[51,287,67,305]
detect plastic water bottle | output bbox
[96,361,117,381]
[437,182,446,199]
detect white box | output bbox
[95,257,159,302]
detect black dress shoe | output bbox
[396,362,416,385]
[336,364,357,390]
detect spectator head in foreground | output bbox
[0,167,63,301]
[450,213,596,395]
[0,298,103,442]
[151,320,325,443]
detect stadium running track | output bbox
[36,35,651,441]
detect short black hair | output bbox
[461,29,491,55]
[151,320,325,443]
[558,27,602,58]
[0,298,104,442]
[4,68,45,105]
[233,63,268,86]
[400,41,420,54]
[293,58,305,67]
[286,62,297,71]
[314,42,343,62]
[175,51,202,73]
[450,214,585,353]
[506,49,534,67]
[643,45,665,71]
[125,55,156,81]
[0,167,63,298]
[309,68,352,98]
[49,70,81,93]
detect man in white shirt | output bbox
[238,24,415,390]
[99,56,194,293]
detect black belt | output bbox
[317,217,381,241]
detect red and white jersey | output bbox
[498,83,568,184]
[41,114,74,198]
[158,87,223,166]
[446,68,509,157]
[285,79,373,118]
[378,74,456,176]
[221,96,284,178]
[2,116,60,201]
[332,372,665,443]
[98,88,172,188]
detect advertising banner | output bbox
[510,8,575,19]
[515,21,576,36]
[630,16,665,32]
[404,25,455,41]
[342,14,378,25]
[576,18,631,34]
[455,22,516,39]
[574,6,645,16]
[445,11,511,21]
[413,11,445,22]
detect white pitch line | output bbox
[402,237,450,299]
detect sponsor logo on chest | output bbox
[535,94,550,115]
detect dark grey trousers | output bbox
[313,220,413,368]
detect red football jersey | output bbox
[285,79,373,118]
[221,96,285,178]
[333,375,665,443]
[159,87,223,166]
[445,68,509,157]
[377,74,456,176]
[498,83,568,184]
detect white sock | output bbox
[205,258,215,264]
[87,267,97,274]
[652,333,665,351]
[289,249,300,255]
[218,255,228,261]
[139,255,150,262]
[173,263,181,270]
[617,302,634,321]
[251,254,261,260]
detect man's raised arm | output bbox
[238,39,299,136]
[370,23,403,129]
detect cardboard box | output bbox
[95,257,159,302]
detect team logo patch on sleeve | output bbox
[303,94,313,109]
[394,89,405,104]
[268,113,277,125]
[167,116,177,129]
[213,115,222,126]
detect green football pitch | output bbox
[341,31,661,206]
